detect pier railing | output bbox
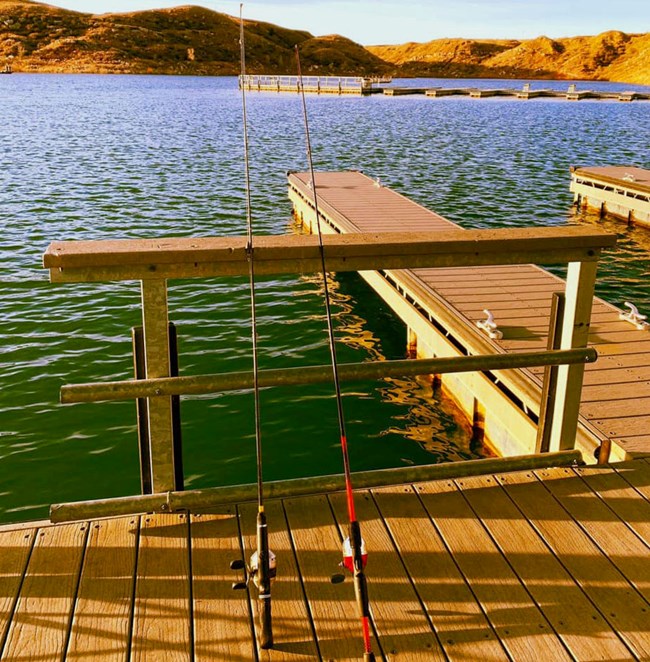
[43,226,615,520]
[239,74,384,94]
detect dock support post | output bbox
[141,279,177,492]
[548,262,597,452]
[536,292,565,453]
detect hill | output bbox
[0,0,389,75]
[0,0,648,84]
[368,32,650,85]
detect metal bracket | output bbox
[476,309,503,339]
[619,302,649,330]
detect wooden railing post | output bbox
[535,292,565,453]
[548,261,597,451]
[140,279,177,492]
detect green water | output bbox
[1,74,649,523]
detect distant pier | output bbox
[241,75,650,101]
[239,74,390,95]
[571,165,650,228]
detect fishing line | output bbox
[233,4,274,650]
[294,46,376,662]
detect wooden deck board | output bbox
[328,491,446,660]
[2,461,650,659]
[239,501,319,660]
[371,485,508,661]
[416,479,572,660]
[2,522,87,661]
[457,473,633,660]
[66,516,138,661]
[283,494,372,660]
[0,528,36,652]
[497,470,650,659]
[131,513,191,662]
[191,509,255,662]
[536,467,650,603]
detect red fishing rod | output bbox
[295,46,376,662]
[230,5,275,651]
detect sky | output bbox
[52,0,650,45]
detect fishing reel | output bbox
[331,535,367,584]
[230,550,277,591]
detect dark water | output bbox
[1,74,649,523]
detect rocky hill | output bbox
[368,32,650,85]
[0,0,389,75]
[1,0,648,84]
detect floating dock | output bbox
[571,165,650,228]
[1,457,649,660]
[241,76,650,101]
[239,74,389,95]
[288,170,650,461]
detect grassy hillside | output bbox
[369,32,650,85]
[0,0,389,75]
[1,0,648,84]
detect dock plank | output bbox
[371,484,507,661]
[131,513,191,662]
[575,465,650,546]
[497,470,650,659]
[239,500,319,660]
[66,516,138,661]
[0,528,35,651]
[536,467,650,603]
[416,479,572,660]
[329,490,446,660]
[457,473,633,660]
[2,522,87,662]
[191,509,256,662]
[283,494,373,660]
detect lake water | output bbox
[1,74,649,523]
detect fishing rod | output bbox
[294,45,376,662]
[230,4,275,650]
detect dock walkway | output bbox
[1,459,649,660]
[287,171,650,460]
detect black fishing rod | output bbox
[230,4,275,650]
[294,45,376,662]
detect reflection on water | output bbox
[300,269,481,464]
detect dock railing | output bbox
[239,74,381,93]
[43,226,616,521]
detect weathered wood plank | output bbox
[329,491,446,660]
[457,473,633,660]
[536,467,650,603]
[131,513,191,662]
[66,517,138,661]
[575,464,650,546]
[2,522,87,661]
[0,528,36,650]
[371,485,506,661]
[283,494,376,660]
[615,461,650,501]
[239,501,319,660]
[191,509,256,662]
[416,479,571,660]
[497,470,650,659]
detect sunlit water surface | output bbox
[1,74,649,522]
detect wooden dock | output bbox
[239,75,388,95]
[288,170,650,461]
[1,458,649,660]
[238,77,649,101]
[571,165,650,228]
